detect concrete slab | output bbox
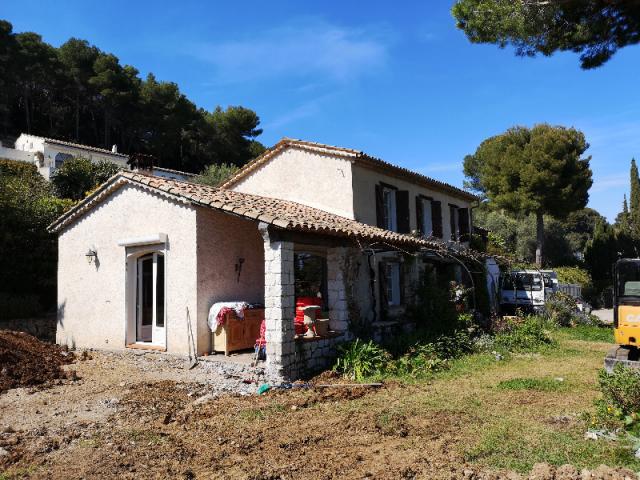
[593,309,613,325]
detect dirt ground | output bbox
[1,332,639,479]
[0,331,74,394]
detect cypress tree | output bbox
[630,158,640,230]
[624,194,629,214]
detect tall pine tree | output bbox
[630,158,640,231]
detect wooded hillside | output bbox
[0,20,265,172]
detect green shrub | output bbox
[554,266,592,287]
[0,158,39,176]
[596,365,640,430]
[51,157,122,200]
[545,292,579,327]
[333,339,391,381]
[493,316,555,352]
[405,269,458,335]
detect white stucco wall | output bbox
[231,147,355,219]
[0,143,36,163]
[15,134,45,153]
[57,184,198,355]
[351,164,474,242]
[195,208,265,354]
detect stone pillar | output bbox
[260,224,295,381]
[327,247,349,332]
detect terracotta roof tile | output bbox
[49,171,446,250]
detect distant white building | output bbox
[0,133,129,180]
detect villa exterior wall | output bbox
[195,208,265,355]
[231,147,355,219]
[56,184,198,355]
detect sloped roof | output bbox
[48,171,443,250]
[23,134,128,158]
[220,138,477,202]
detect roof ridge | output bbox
[220,137,477,201]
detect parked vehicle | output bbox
[500,270,546,315]
[605,258,640,371]
[540,270,559,297]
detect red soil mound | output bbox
[0,330,75,394]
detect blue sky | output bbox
[3,0,640,221]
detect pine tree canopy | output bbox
[452,0,640,69]
[463,124,593,218]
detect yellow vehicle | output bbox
[605,259,640,371]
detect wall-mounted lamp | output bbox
[235,257,245,283]
[85,249,97,264]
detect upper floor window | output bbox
[416,195,443,238]
[449,204,470,242]
[375,183,410,233]
[382,187,397,232]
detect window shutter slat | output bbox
[431,201,443,238]
[375,184,384,228]
[396,190,410,233]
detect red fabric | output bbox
[256,319,266,347]
[216,306,235,327]
[295,297,322,334]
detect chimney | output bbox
[112,144,118,153]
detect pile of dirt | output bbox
[0,330,75,394]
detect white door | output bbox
[135,252,165,345]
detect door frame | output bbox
[125,245,167,349]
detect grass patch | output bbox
[497,377,568,392]
[465,420,640,472]
[561,325,614,343]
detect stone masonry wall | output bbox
[262,227,296,381]
[292,334,346,379]
[327,247,349,332]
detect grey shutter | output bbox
[375,184,385,228]
[459,208,470,241]
[449,205,457,240]
[431,201,443,238]
[396,190,410,233]
[415,196,424,235]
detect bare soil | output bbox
[0,331,74,394]
[1,332,638,479]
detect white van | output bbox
[500,270,546,315]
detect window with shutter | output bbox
[382,262,402,306]
[376,182,399,231]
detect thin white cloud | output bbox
[590,173,628,193]
[190,19,391,85]
[265,94,334,130]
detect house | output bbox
[50,139,480,381]
[222,139,478,321]
[0,134,129,179]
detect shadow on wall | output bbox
[57,300,66,328]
